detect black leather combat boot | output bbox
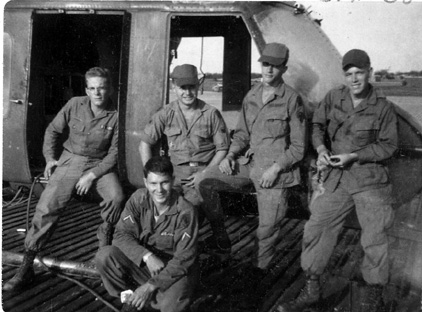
[359,283,385,312]
[276,275,321,312]
[3,250,37,292]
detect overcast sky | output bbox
[1,0,421,73]
[172,0,422,74]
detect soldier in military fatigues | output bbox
[3,67,125,293]
[198,43,307,274]
[139,64,231,253]
[96,156,198,312]
[278,50,398,312]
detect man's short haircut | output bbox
[85,67,112,86]
[143,156,174,178]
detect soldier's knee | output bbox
[95,246,119,268]
[113,190,125,206]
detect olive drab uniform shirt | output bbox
[312,84,398,193]
[43,96,118,178]
[140,100,230,165]
[112,189,198,291]
[229,81,307,187]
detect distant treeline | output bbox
[375,70,422,78]
[204,72,262,80]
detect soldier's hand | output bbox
[219,156,235,175]
[259,163,281,188]
[145,254,165,276]
[44,160,58,179]
[317,149,331,167]
[329,153,357,167]
[75,172,96,195]
[129,282,157,310]
[184,173,197,188]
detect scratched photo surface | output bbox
[2,1,422,312]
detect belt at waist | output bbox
[178,161,208,167]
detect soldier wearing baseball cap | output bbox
[258,42,289,66]
[278,49,398,312]
[198,41,306,303]
[139,64,231,254]
[171,64,199,86]
[342,48,371,70]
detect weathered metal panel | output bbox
[3,9,33,184]
[124,10,171,187]
[388,97,422,207]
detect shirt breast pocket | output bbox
[265,113,289,138]
[69,118,85,135]
[194,129,212,145]
[93,125,114,150]
[164,127,182,150]
[352,118,380,146]
[156,234,174,250]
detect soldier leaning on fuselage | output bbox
[198,42,307,279]
[278,49,398,312]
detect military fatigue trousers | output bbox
[301,182,394,285]
[95,246,198,312]
[198,161,288,269]
[25,155,125,251]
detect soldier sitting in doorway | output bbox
[277,49,398,312]
[3,67,125,293]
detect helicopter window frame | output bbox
[166,13,253,130]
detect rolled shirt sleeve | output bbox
[210,109,230,152]
[139,108,167,146]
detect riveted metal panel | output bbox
[3,9,33,183]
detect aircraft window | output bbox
[169,15,261,131]
[3,33,12,118]
[169,37,239,129]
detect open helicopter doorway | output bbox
[169,15,258,131]
[26,12,129,176]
